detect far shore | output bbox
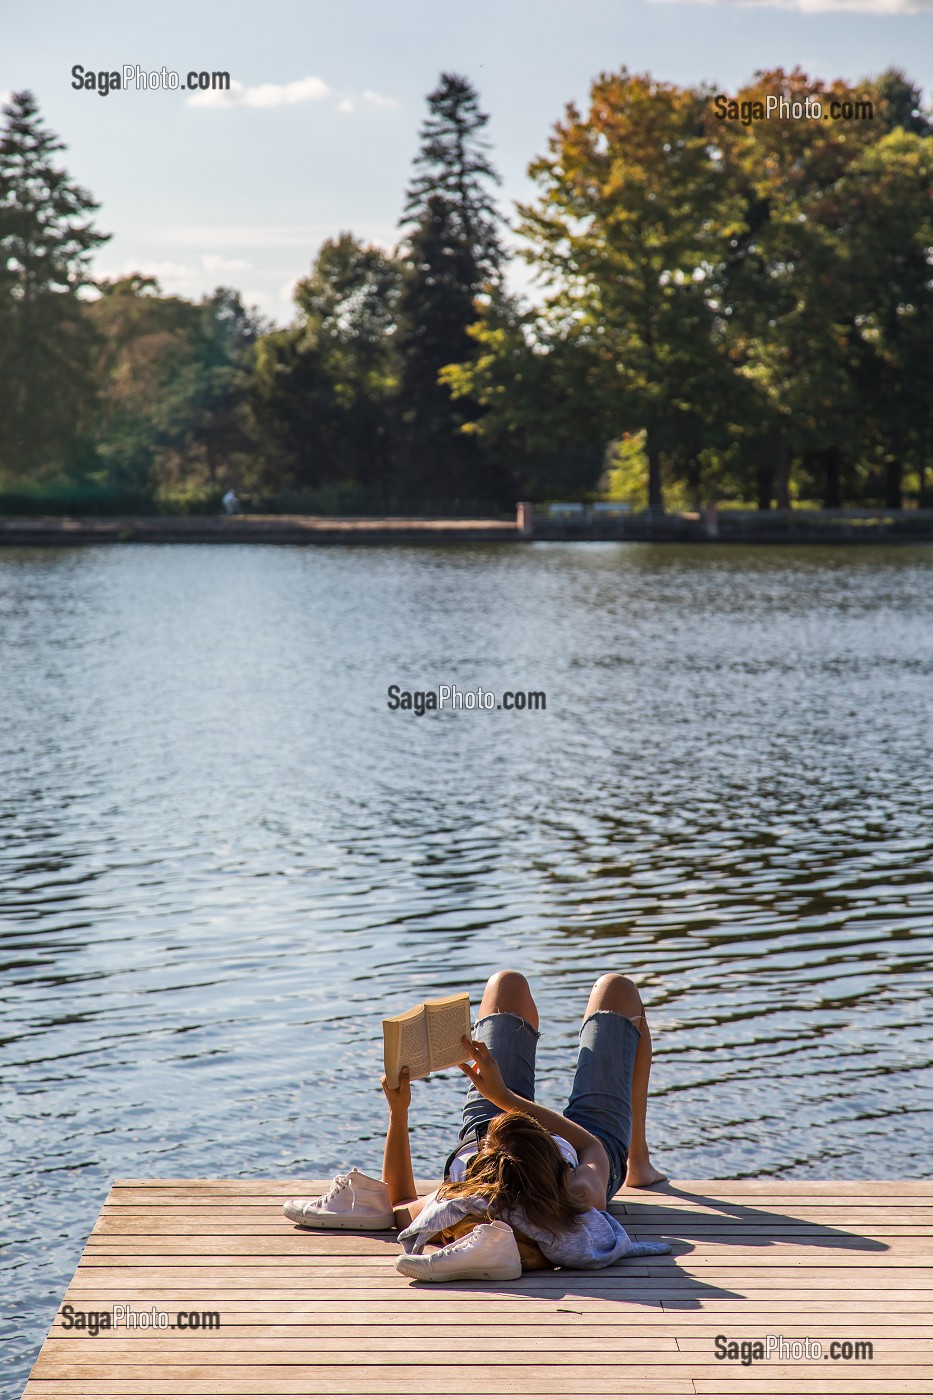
[2,508,933,547]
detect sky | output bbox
[4,0,932,325]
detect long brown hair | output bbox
[436,1110,588,1235]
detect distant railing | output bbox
[517,502,933,542]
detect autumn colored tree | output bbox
[453,70,746,509]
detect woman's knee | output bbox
[588,973,643,1019]
[484,968,530,997]
[479,969,538,1027]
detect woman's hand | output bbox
[381,1067,411,1115]
[457,1036,514,1110]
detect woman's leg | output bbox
[580,974,666,1189]
[457,971,540,1145]
[477,969,539,1030]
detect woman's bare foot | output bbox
[623,1155,668,1188]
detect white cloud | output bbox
[186,74,397,114]
[156,222,399,252]
[187,74,331,110]
[159,224,338,250]
[336,88,398,115]
[202,254,251,274]
[650,0,929,11]
[104,259,196,282]
[279,276,300,303]
[0,91,12,108]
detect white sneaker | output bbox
[283,1169,394,1230]
[395,1220,522,1281]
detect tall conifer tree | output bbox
[0,91,110,477]
[403,72,502,281]
[396,74,505,504]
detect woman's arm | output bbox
[457,1036,610,1209]
[381,1068,416,1206]
[380,1069,439,1228]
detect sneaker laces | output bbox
[314,1169,358,1210]
[439,1224,488,1257]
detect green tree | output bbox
[874,68,932,137]
[250,234,403,492]
[151,286,263,497]
[0,91,110,478]
[441,292,611,500]
[718,69,923,508]
[87,278,261,501]
[831,131,933,506]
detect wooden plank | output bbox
[64,1270,775,1289]
[43,1316,932,1335]
[19,1388,689,1400]
[38,1337,684,1356]
[39,1334,933,1355]
[694,1386,933,1396]
[76,1243,930,1265]
[78,1248,933,1269]
[617,1181,933,1196]
[91,1220,933,1237]
[28,1364,933,1382]
[58,1289,933,1305]
[33,1348,692,1369]
[109,1179,933,1193]
[21,1392,700,1400]
[100,1200,933,1217]
[21,1377,699,1396]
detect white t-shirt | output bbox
[448,1133,578,1182]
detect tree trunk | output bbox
[685,456,701,510]
[756,459,772,511]
[885,455,903,509]
[646,435,664,512]
[774,439,791,510]
[821,447,842,509]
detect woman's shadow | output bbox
[405,1181,888,1308]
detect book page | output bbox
[425,994,471,1073]
[396,1014,431,1082]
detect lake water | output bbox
[2,541,932,1392]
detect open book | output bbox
[383,992,471,1090]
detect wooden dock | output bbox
[22,1178,933,1397]
[0,516,520,547]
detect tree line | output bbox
[0,68,931,515]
